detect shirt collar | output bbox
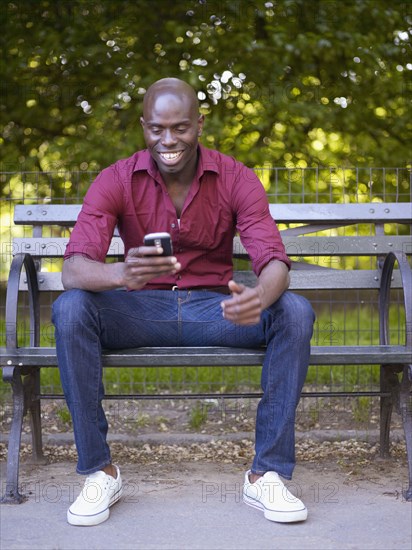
[131,145,219,180]
[131,149,156,178]
[196,144,220,178]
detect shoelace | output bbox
[81,474,111,498]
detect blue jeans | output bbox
[52,289,314,479]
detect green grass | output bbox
[56,404,72,426]
[0,302,406,397]
[189,401,210,429]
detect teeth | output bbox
[160,152,182,160]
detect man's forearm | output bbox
[62,255,123,291]
[255,260,290,310]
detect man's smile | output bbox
[158,151,184,164]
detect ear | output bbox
[140,116,145,128]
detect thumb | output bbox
[228,280,245,294]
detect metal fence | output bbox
[0,167,410,431]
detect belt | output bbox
[149,285,231,295]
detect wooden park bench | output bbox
[1,201,411,503]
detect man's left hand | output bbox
[221,280,263,326]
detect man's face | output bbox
[140,92,204,176]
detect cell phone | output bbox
[143,232,173,256]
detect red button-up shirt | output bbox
[65,145,290,288]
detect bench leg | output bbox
[379,365,400,458]
[1,366,27,504]
[25,369,45,464]
[400,366,412,501]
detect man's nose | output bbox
[161,129,177,146]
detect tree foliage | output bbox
[1,0,411,180]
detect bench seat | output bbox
[1,344,410,368]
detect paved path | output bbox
[1,457,411,550]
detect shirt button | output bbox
[177,274,182,280]
[171,223,176,228]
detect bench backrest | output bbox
[11,202,412,292]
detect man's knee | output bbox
[267,292,315,343]
[52,289,94,329]
[287,292,315,324]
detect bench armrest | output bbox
[379,251,412,360]
[6,253,40,349]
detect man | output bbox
[52,77,315,526]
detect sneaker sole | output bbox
[243,493,308,523]
[67,486,123,527]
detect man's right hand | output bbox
[122,246,181,290]
[62,249,181,292]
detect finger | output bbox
[222,309,261,325]
[126,246,164,260]
[126,262,181,277]
[127,255,179,268]
[221,288,253,308]
[222,293,260,312]
[221,296,260,315]
[223,308,261,324]
[126,246,143,257]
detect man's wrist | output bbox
[255,283,269,310]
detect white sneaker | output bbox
[243,470,307,523]
[67,466,123,526]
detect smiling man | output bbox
[52,78,315,526]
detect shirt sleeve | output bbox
[231,163,291,275]
[64,165,124,262]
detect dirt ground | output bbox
[0,397,408,493]
[1,393,400,436]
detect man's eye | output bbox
[151,128,161,134]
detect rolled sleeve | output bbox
[233,165,291,275]
[64,168,122,262]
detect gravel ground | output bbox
[1,394,397,437]
[2,437,406,469]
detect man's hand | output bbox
[123,245,181,290]
[220,261,290,326]
[220,280,263,326]
[62,247,181,292]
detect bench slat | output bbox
[1,345,409,367]
[14,204,82,225]
[18,269,404,291]
[269,202,412,224]
[236,270,404,289]
[14,203,411,225]
[12,235,412,258]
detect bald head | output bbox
[143,78,199,118]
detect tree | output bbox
[1,0,411,185]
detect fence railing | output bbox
[0,167,410,420]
